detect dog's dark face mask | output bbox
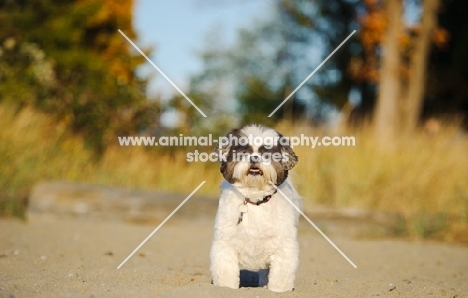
[216,126,298,187]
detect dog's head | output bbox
[216,124,298,192]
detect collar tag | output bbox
[237,202,248,224]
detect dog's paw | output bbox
[267,284,294,292]
[211,274,240,289]
[212,280,239,290]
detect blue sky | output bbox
[133,0,274,100]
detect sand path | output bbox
[1,214,467,298]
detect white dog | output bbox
[210,124,301,292]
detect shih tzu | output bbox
[210,124,301,292]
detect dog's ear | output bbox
[214,143,229,164]
[279,136,298,170]
[216,129,242,184]
[214,128,241,162]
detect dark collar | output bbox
[244,190,277,206]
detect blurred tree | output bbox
[281,0,362,110]
[188,0,370,127]
[354,0,468,138]
[373,0,403,143]
[163,26,238,136]
[365,0,441,141]
[182,0,468,130]
[232,16,308,126]
[279,0,466,131]
[0,0,154,152]
[427,0,468,127]
[400,0,440,134]
[347,0,383,122]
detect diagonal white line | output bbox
[118,29,207,118]
[268,30,356,117]
[117,181,206,269]
[269,181,357,268]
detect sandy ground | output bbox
[1,213,468,298]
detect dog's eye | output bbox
[235,146,252,154]
[259,145,278,153]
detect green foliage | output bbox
[187,0,359,125]
[237,76,304,126]
[189,0,468,125]
[0,0,153,152]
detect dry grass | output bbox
[0,104,221,217]
[1,104,467,242]
[278,121,468,241]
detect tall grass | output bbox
[0,104,221,217]
[277,121,468,241]
[1,104,467,242]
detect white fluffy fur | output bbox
[210,125,301,292]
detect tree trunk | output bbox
[374,0,403,145]
[401,0,440,133]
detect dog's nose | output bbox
[250,154,260,163]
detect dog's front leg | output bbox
[210,241,240,289]
[267,243,299,292]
